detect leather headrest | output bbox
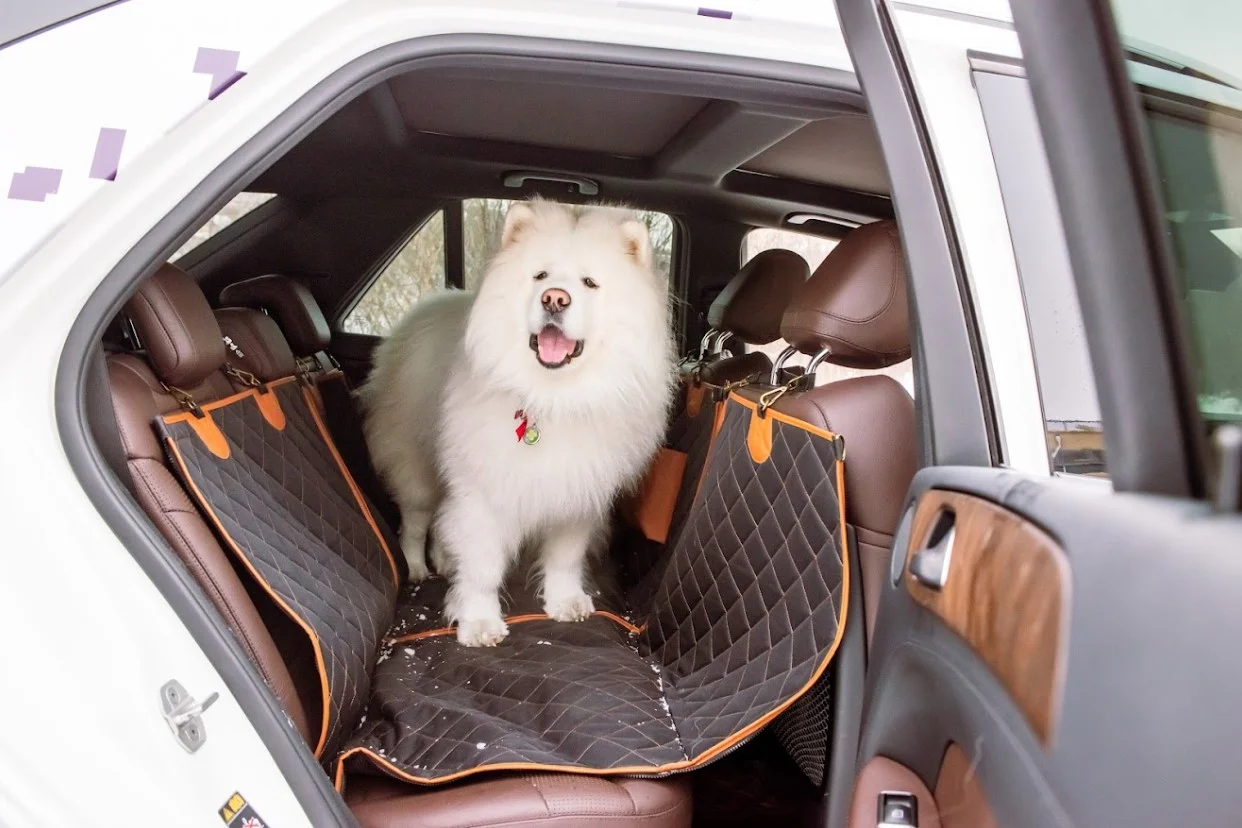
[215,308,297,382]
[124,263,224,387]
[780,220,910,368]
[707,249,808,345]
[218,274,330,356]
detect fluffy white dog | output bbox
[361,200,675,646]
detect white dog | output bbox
[361,200,675,646]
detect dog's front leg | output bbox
[539,519,598,622]
[438,494,513,646]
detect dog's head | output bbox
[465,200,673,413]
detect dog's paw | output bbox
[544,591,595,623]
[456,617,509,647]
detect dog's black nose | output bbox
[541,288,571,313]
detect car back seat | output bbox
[623,248,807,594]
[107,263,692,828]
[217,274,399,531]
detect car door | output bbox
[834,1,1242,826]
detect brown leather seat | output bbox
[219,273,335,371]
[109,262,690,828]
[216,274,401,530]
[695,247,809,386]
[345,774,691,828]
[756,219,916,642]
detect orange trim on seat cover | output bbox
[300,384,400,590]
[163,435,334,759]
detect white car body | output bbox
[0,0,1114,823]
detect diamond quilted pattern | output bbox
[160,380,398,757]
[643,401,844,756]
[343,396,845,783]
[343,619,684,780]
[625,392,721,611]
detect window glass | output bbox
[172,192,275,260]
[342,211,445,336]
[463,199,675,289]
[1112,1,1242,431]
[974,69,1107,476]
[741,227,915,396]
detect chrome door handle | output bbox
[908,523,955,590]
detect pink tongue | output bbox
[537,326,576,364]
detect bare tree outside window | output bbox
[172,192,275,261]
[342,211,446,336]
[343,201,675,338]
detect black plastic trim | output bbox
[55,35,867,824]
[837,0,995,468]
[444,200,465,289]
[1010,0,1205,496]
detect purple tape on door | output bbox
[697,7,732,18]
[193,47,246,99]
[89,128,126,181]
[7,167,62,202]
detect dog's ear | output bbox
[501,203,537,249]
[619,219,653,272]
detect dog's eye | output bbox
[582,277,599,289]
[534,271,548,281]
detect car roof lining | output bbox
[251,54,893,227]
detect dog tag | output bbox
[523,425,540,445]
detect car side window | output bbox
[172,192,275,261]
[741,227,915,396]
[974,63,1108,477]
[341,210,446,336]
[1108,2,1242,433]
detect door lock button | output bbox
[877,791,918,827]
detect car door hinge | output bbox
[160,679,219,753]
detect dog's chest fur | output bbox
[436,382,661,525]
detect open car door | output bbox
[835,0,1242,825]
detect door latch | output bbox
[160,679,219,753]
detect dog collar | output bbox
[514,410,540,445]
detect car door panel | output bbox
[859,466,1242,827]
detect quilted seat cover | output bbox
[159,378,399,759]
[338,394,848,784]
[159,376,846,786]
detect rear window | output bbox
[463,198,675,289]
[741,227,915,395]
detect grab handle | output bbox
[908,516,955,591]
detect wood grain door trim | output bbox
[904,490,1071,748]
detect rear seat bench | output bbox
[624,247,808,600]
[102,219,913,825]
[108,264,692,828]
[218,273,400,533]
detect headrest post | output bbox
[768,345,799,386]
[801,347,832,389]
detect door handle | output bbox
[908,517,955,590]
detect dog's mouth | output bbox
[530,325,585,369]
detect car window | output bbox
[974,67,1108,477]
[171,192,274,261]
[341,210,445,336]
[1111,1,1242,437]
[463,198,675,289]
[741,227,915,396]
